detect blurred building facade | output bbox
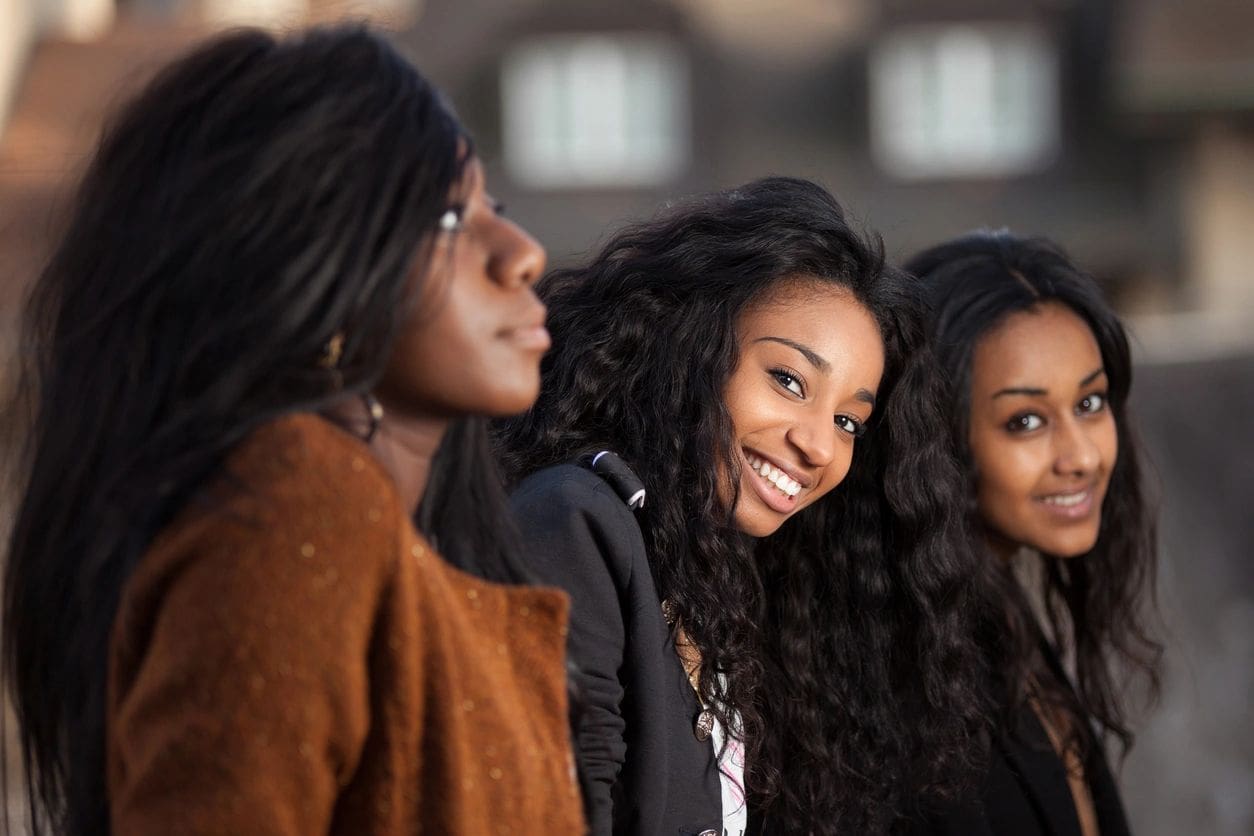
[0,0,1251,833]
[4,0,1254,345]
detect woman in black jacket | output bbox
[902,231,1162,836]
[495,177,991,835]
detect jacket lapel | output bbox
[1034,641,1134,836]
[997,707,1084,836]
[1084,737,1133,836]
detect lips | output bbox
[498,303,550,352]
[499,323,551,351]
[1034,485,1098,520]
[742,448,808,514]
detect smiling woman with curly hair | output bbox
[495,177,991,834]
[901,231,1162,836]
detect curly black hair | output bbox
[903,230,1162,765]
[495,177,991,832]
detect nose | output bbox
[1052,416,1100,477]
[490,218,546,289]
[786,411,837,470]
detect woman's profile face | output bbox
[376,156,549,420]
[967,301,1118,558]
[722,280,884,537]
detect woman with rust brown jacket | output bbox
[2,26,584,836]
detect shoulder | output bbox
[140,413,406,598]
[510,463,637,532]
[207,413,401,531]
[509,462,647,590]
[223,412,399,510]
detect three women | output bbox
[1,22,1157,836]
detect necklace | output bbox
[662,599,716,741]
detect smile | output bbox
[744,449,803,501]
[1035,487,1097,519]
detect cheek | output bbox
[377,322,448,407]
[1097,416,1120,478]
[722,374,760,438]
[972,439,1042,519]
[802,449,855,508]
[377,292,485,408]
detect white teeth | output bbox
[744,451,801,497]
[1042,491,1087,507]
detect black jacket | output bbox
[907,689,1131,836]
[511,464,723,836]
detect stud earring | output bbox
[363,393,384,442]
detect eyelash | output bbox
[769,368,868,438]
[770,367,805,397]
[836,414,868,438]
[1077,392,1107,415]
[438,199,506,235]
[1005,413,1044,433]
[1004,391,1109,434]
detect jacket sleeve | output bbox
[510,466,643,836]
[108,483,396,835]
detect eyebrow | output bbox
[991,366,1106,399]
[755,336,877,408]
[755,336,830,372]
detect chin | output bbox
[1031,530,1101,559]
[482,386,542,417]
[733,511,786,539]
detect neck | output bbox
[326,394,447,513]
[369,413,448,514]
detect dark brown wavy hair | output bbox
[903,230,1162,765]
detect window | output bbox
[869,23,1059,179]
[201,0,308,27]
[501,33,689,189]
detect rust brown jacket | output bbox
[107,413,585,835]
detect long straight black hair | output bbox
[496,177,991,832]
[904,230,1162,762]
[2,25,532,835]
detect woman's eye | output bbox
[1077,392,1107,416]
[489,198,506,216]
[438,206,465,233]
[771,369,804,397]
[835,414,866,438]
[1006,413,1044,433]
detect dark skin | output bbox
[337,157,547,513]
[967,301,1116,561]
[722,281,884,537]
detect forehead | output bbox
[737,279,885,377]
[971,302,1103,393]
[743,278,859,319]
[739,280,868,331]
